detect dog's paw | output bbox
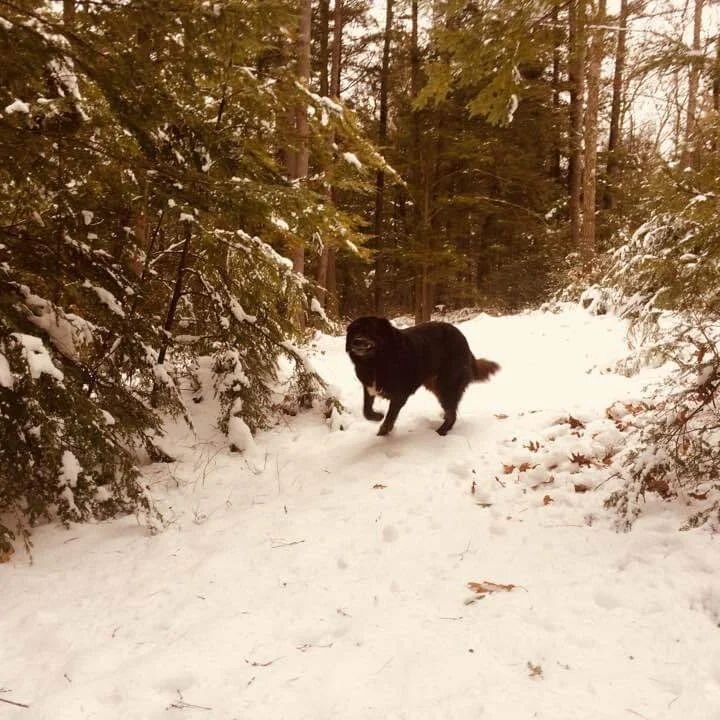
[365,410,384,422]
[436,425,449,436]
[377,424,392,436]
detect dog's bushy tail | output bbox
[473,358,500,382]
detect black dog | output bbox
[346,316,500,436]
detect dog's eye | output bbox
[351,337,375,352]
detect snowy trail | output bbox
[3,308,720,719]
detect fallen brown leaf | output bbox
[624,401,650,415]
[569,452,593,467]
[601,451,615,466]
[573,483,590,493]
[527,661,543,679]
[503,464,516,474]
[467,580,517,595]
[494,413,509,420]
[567,415,586,430]
[372,483,386,490]
[543,494,553,505]
[645,477,673,499]
[518,462,538,473]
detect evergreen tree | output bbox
[0,0,384,551]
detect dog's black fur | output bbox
[346,316,500,436]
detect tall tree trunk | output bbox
[319,0,330,98]
[410,0,428,325]
[316,0,331,305]
[603,0,628,210]
[326,0,343,317]
[157,224,192,367]
[712,35,720,151]
[682,0,704,168]
[317,0,343,315]
[581,0,606,260]
[551,2,562,179]
[568,0,586,251]
[420,158,433,322]
[373,0,393,315]
[291,0,312,275]
[63,0,75,24]
[152,221,192,407]
[714,35,720,113]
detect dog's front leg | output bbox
[363,385,384,422]
[377,394,408,436]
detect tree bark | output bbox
[319,0,330,98]
[581,0,606,259]
[603,0,628,210]
[317,0,343,315]
[551,2,562,180]
[410,0,428,325]
[682,0,704,168]
[291,0,312,275]
[420,158,433,322]
[373,0,393,315]
[568,0,586,251]
[316,0,331,304]
[712,35,720,151]
[63,0,75,24]
[326,0,343,317]
[157,223,192,367]
[714,35,720,113]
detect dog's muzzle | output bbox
[349,336,376,357]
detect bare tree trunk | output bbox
[713,35,720,151]
[568,0,586,251]
[581,0,606,260]
[373,0,393,316]
[420,160,433,322]
[63,0,75,24]
[551,2,562,180]
[157,223,192,367]
[331,0,342,97]
[317,0,343,315]
[714,35,720,113]
[325,0,343,317]
[604,0,628,210]
[682,0,704,168]
[316,0,331,305]
[291,0,312,275]
[319,0,330,98]
[410,0,428,325]
[151,221,192,407]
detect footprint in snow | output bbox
[382,525,399,542]
[594,589,622,610]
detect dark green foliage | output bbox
[601,115,720,530]
[0,0,379,550]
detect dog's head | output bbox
[346,316,397,361]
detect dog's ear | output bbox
[373,317,401,348]
[375,317,396,337]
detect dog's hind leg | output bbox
[435,368,471,436]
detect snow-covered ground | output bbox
[3,306,720,719]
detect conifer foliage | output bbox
[0,0,378,551]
